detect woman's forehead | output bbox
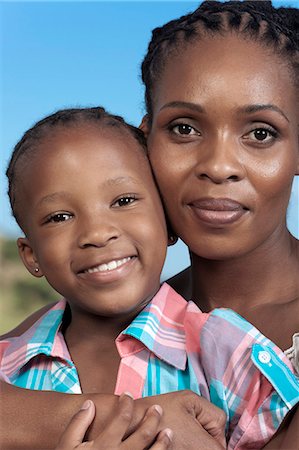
[151,35,297,116]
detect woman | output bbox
[1,1,298,449]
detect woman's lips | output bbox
[189,198,248,225]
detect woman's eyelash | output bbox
[168,122,200,136]
[245,126,279,143]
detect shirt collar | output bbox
[2,300,72,377]
[3,284,191,377]
[116,283,189,370]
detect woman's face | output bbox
[145,35,299,260]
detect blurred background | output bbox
[1,0,298,334]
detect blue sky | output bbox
[1,0,298,279]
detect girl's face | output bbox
[17,126,168,321]
[145,35,299,260]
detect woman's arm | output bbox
[1,381,118,450]
[1,383,225,450]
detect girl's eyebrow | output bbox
[104,176,140,187]
[159,101,205,114]
[237,104,290,122]
[37,192,71,207]
[37,177,141,206]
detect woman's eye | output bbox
[46,213,73,223]
[245,127,278,144]
[113,196,136,207]
[170,123,200,136]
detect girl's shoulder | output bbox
[0,302,57,339]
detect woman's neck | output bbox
[190,232,299,315]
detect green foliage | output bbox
[1,237,19,262]
[13,278,57,313]
[0,237,58,334]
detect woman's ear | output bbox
[17,237,44,278]
[139,114,150,137]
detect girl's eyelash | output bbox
[44,212,73,224]
[113,194,138,207]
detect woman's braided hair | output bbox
[6,107,146,228]
[141,0,299,120]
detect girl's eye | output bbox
[113,196,136,208]
[46,213,73,223]
[245,127,278,144]
[170,123,200,136]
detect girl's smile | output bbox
[77,255,137,285]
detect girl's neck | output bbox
[63,307,133,352]
[190,232,299,316]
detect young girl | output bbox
[1,1,299,449]
[2,106,227,450]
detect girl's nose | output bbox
[195,136,245,184]
[77,215,121,249]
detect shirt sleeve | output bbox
[198,309,299,450]
[0,370,10,382]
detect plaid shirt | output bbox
[1,283,298,449]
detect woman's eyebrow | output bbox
[238,104,290,122]
[159,101,205,113]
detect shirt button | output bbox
[258,350,271,364]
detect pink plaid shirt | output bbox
[1,283,298,449]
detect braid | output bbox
[6,107,146,228]
[141,0,299,119]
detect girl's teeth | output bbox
[107,260,117,270]
[86,257,131,273]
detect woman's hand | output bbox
[132,391,227,450]
[134,391,226,450]
[55,394,173,450]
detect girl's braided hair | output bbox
[6,107,146,228]
[141,0,299,120]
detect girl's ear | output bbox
[166,219,178,247]
[17,237,44,278]
[168,234,178,247]
[139,115,150,137]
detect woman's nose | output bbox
[77,215,121,249]
[195,136,245,184]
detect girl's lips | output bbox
[189,198,248,225]
[77,256,137,285]
[83,256,133,274]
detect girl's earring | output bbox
[168,234,178,246]
[34,267,39,273]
